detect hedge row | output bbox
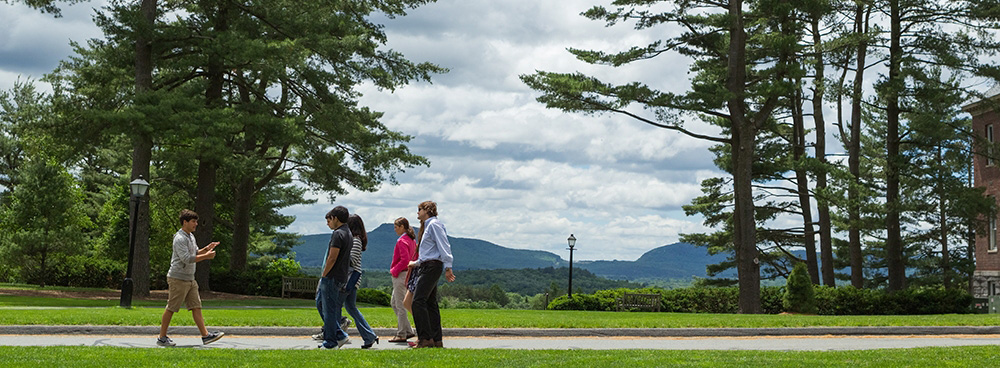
[548,286,973,315]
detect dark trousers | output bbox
[411,260,443,342]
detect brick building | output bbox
[964,88,1000,299]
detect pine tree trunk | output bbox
[793,89,819,284]
[811,16,835,287]
[230,177,253,272]
[194,2,230,289]
[885,0,905,291]
[130,0,157,297]
[938,147,951,289]
[728,0,761,314]
[193,160,217,291]
[848,3,869,289]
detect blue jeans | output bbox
[316,277,347,345]
[343,287,378,345]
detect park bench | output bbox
[281,276,318,298]
[617,292,661,312]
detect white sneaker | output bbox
[156,336,175,347]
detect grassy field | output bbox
[3,284,999,328]
[1,299,999,328]
[2,345,998,367]
[0,295,318,308]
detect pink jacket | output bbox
[390,234,416,277]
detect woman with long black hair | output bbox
[345,214,379,349]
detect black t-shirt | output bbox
[325,224,354,283]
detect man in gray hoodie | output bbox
[156,209,225,347]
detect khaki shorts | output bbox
[166,277,202,312]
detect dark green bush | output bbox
[546,285,973,315]
[211,258,304,296]
[357,288,391,306]
[813,286,881,315]
[887,288,973,315]
[547,293,611,311]
[661,287,738,313]
[814,286,973,315]
[48,255,126,289]
[783,263,817,314]
[760,286,786,314]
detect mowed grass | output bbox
[2,346,998,367]
[0,295,318,308]
[1,302,999,328]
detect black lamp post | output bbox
[567,234,576,298]
[119,175,150,308]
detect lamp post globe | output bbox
[567,234,576,298]
[119,176,149,308]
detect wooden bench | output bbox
[281,276,319,298]
[617,292,661,312]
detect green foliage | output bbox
[36,0,445,274]
[4,346,997,368]
[47,255,125,289]
[0,156,92,286]
[211,258,304,297]
[547,294,609,311]
[439,297,501,310]
[783,263,817,314]
[546,286,972,315]
[443,267,643,295]
[814,286,973,315]
[356,288,390,307]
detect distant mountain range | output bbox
[290,223,735,281]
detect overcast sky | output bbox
[1,0,735,261]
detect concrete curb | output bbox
[3,325,999,337]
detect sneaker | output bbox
[337,336,350,347]
[202,331,225,345]
[312,332,323,341]
[340,317,351,331]
[319,341,339,349]
[156,336,175,347]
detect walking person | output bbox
[316,206,354,349]
[388,217,417,343]
[343,214,380,349]
[409,201,456,348]
[156,209,225,347]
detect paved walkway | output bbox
[0,326,997,350]
[0,334,997,350]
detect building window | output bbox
[988,124,995,166]
[992,215,998,252]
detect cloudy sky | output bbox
[1,0,733,261]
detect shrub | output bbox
[661,287,738,313]
[439,296,502,309]
[783,263,817,314]
[542,285,973,315]
[760,286,786,314]
[357,288,391,306]
[48,255,126,289]
[813,286,973,315]
[211,258,304,296]
[548,293,613,311]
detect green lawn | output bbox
[3,284,999,328]
[1,302,999,328]
[1,346,997,367]
[0,295,318,308]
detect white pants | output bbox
[390,270,414,338]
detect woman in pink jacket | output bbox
[388,217,417,343]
